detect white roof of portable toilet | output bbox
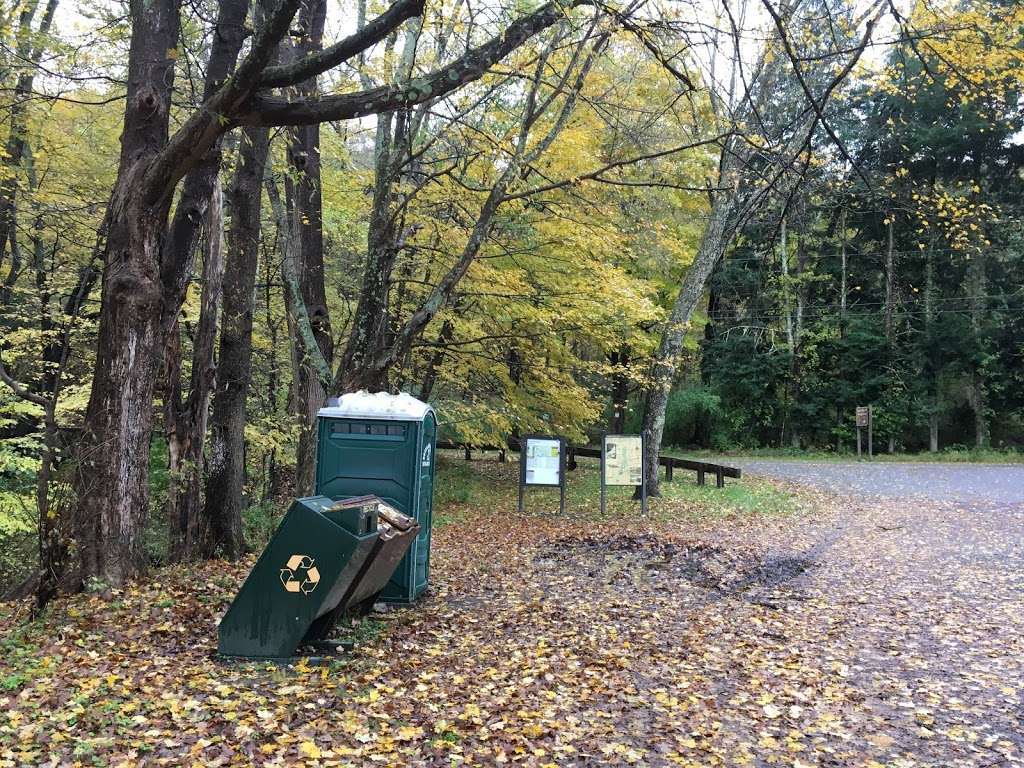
[317,391,434,422]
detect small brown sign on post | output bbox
[855,405,873,458]
[855,406,869,427]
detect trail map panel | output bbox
[524,437,562,486]
[604,435,643,486]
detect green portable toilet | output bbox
[315,392,437,603]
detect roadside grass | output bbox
[676,446,1024,464]
[433,449,801,528]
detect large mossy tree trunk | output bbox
[71,0,262,585]
[334,23,419,395]
[72,0,181,585]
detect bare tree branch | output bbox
[236,0,596,127]
[258,0,425,88]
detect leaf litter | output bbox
[1,459,1021,767]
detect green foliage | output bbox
[695,21,1024,453]
[242,500,283,552]
[659,386,724,450]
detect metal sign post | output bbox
[867,405,873,459]
[641,434,648,515]
[518,435,566,514]
[601,434,646,515]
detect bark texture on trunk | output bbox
[164,181,225,562]
[883,216,895,454]
[159,0,250,338]
[203,127,270,559]
[839,208,847,336]
[282,0,332,496]
[335,25,417,394]
[334,121,399,393]
[884,217,895,342]
[72,0,182,586]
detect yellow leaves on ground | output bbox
[2,458,1022,766]
[298,740,321,759]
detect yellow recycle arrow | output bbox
[279,554,321,594]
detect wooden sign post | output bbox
[518,435,566,514]
[855,406,873,459]
[600,434,647,515]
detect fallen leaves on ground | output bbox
[1,460,1022,767]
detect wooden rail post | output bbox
[665,461,674,482]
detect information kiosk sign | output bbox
[518,435,566,513]
[600,434,647,514]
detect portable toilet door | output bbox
[314,392,437,603]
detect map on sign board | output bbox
[604,435,643,486]
[524,438,561,485]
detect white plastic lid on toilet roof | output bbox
[317,391,434,421]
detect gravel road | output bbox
[733,459,1024,504]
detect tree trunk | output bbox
[418,318,453,400]
[884,216,895,454]
[203,127,269,559]
[72,0,181,584]
[639,192,739,497]
[839,208,847,336]
[884,216,895,342]
[282,0,332,496]
[925,243,939,453]
[164,180,225,562]
[337,108,399,393]
[781,217,793,349]
[0,0,59,301]
[609,348,630,434]
[74,196,168,585]
[788,224,805,449]
[968,249,988,448]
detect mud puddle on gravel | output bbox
[533,533,817,606]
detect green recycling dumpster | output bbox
[217,495,379,660]
[315,392,437,603]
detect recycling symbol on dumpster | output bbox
[279,554,320,594]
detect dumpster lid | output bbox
[318,390,434,422]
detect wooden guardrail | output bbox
[435,439,741,488]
